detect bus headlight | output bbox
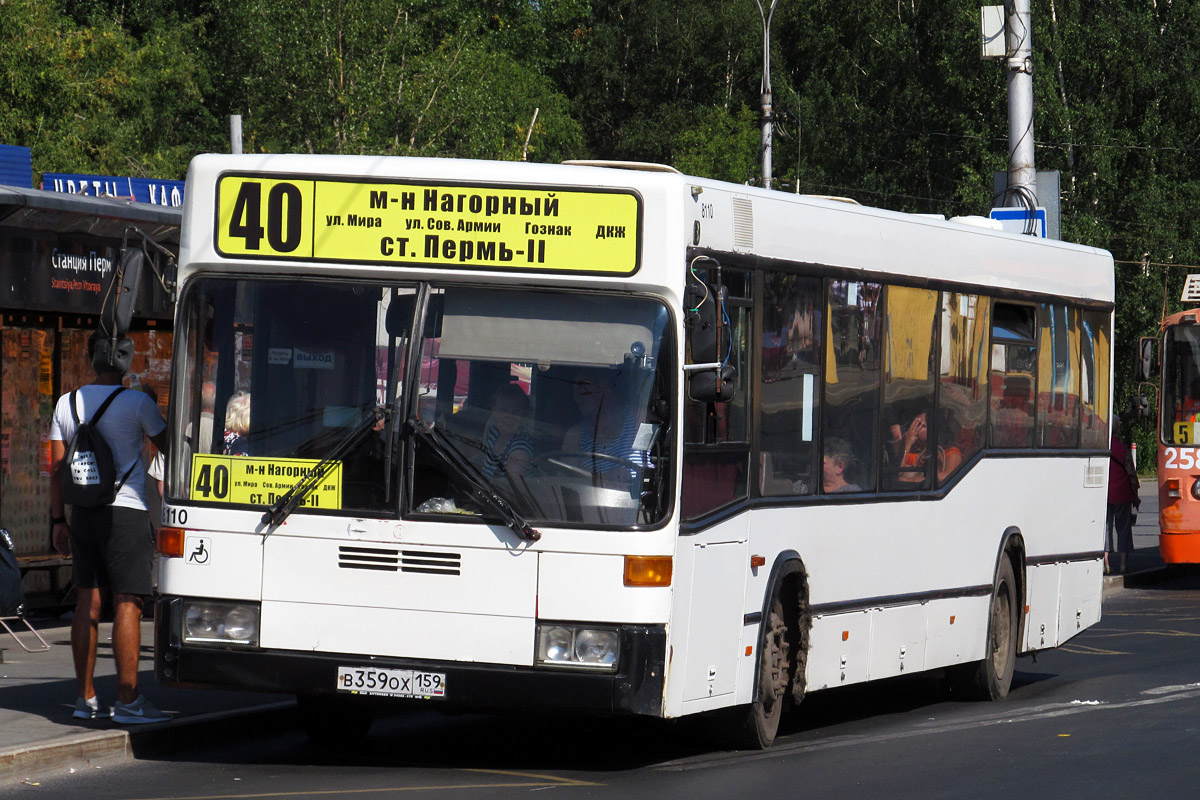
[1191,478,1200,501]
[535,623,619,671]
[183,600,259,646]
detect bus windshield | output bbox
[1162,323,1200,444]
[174,279,674,528]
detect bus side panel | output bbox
[158,529,263,600]
[806,612,871,691]
[1023,563,1061,651]
[666,516,749,717]
[923,596,988,671]
[868,604,927,679]
[1056,559,1102,645]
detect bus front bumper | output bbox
[154,596,666,717]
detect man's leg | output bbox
[71,587,103,701]
[111,592,144,704]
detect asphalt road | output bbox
[7,568,1200,800]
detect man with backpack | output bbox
[49,333,169,724]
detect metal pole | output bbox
[1004,0,1036,211]
[755,0,779,190]
[230,115,243,155]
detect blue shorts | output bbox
[67,506,154,596]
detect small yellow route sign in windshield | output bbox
[190,454,342,510]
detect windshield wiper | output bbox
[261,407,387,530]
[408,419,540,543]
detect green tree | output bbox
[206,0,582,161]
[0,0,219,179]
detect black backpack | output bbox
[61,387,134,508]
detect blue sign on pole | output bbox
[989,207,1047,238]
[41,172,186,208]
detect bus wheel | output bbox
[730,596,791,749]
[948,556,1018,700]
[297,694,374,747]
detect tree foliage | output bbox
[5,0,1200,453]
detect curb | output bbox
[1102,566,1172,598]
[0,730,130,786]
[0,701,296,787]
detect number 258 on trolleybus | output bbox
[153,154,1114,749]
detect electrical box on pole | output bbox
[980,6,1006,59]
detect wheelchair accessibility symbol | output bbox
[185,536,210,566]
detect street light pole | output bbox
[755,0,779,190]
[1004,0,1037,212]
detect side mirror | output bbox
[685,278,736,402]
[685,281,723,364]
[1129,393,1152,420]
[101,247,144,339]
[689,365,736,403]
[1134,336,1156,382]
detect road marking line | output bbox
[655,685,1200,771]
[120,770,600,800]
[1058,644,1132,655]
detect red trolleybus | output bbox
[1150,277,1200,562]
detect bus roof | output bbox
[180,154,1114,306]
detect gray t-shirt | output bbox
[50,384,167,511]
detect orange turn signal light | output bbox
[624,556,673,587]
[1167,478,1182,498]
[157,527,185,558]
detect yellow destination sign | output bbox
[190,454,342,510]
[215,174,641,274]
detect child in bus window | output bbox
[222,392,250,456]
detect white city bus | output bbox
[154,154,1113,749]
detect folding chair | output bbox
[0,613,50,653]
[0,529,50,654]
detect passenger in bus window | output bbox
[889,412,928,482]
[822,438,861,493]
[562,369,647,487]
[222,392,250,456]
[482,384,533,479]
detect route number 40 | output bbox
[226,181,304,253]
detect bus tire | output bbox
[948,555,1018,700]
[297,694,374,747]
[729,595,791,750]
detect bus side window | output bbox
[938,294,990,485]
[881,286,939,491]
[989,303,1037,448]
[1079,310,1110,449]
[822,280,882,493]
[759,272,821,496]
[1037,304,1081,448]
